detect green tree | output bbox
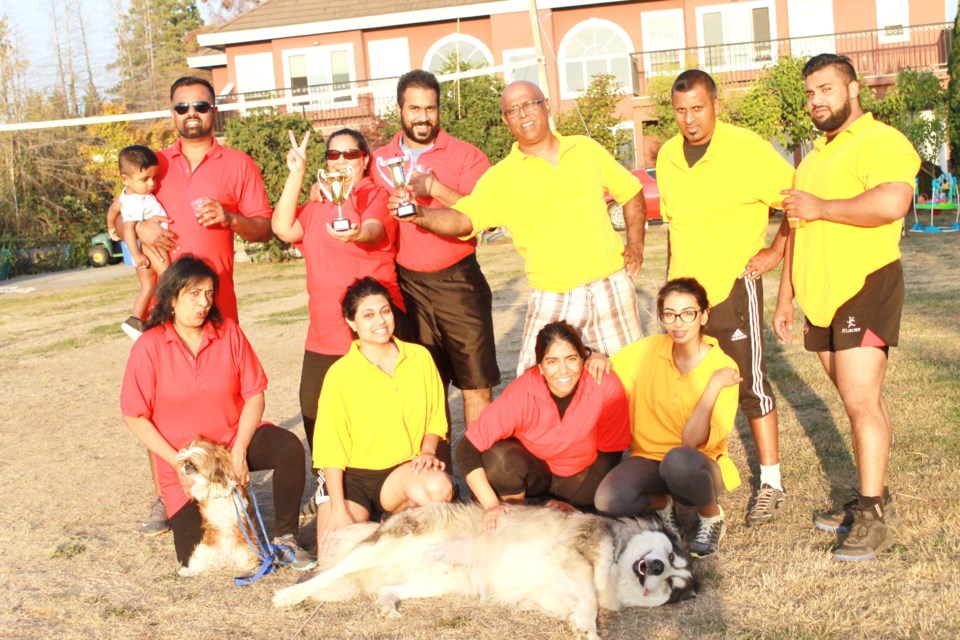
[437,58,513,163]
[223,109,319,205]
[733,57,813,154]
[556,74,632,164]
[868,69,946,179]
[113,0,205,111]
[949,9,960,171]
[645,73,679,141]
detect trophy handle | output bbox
[375,152,413,189]
[316,169,333,202]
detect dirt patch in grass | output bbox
[1,223,958,639]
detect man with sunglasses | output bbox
[370,69,499,432]
[656,69,795,528]
[134,76,273,324]
[129,76,273,539]
[389,80,646,376]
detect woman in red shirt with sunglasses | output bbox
[273,128,406,507]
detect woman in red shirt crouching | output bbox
[455,321,630,530]
[120,255,314,570]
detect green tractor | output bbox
[87,233,125,267]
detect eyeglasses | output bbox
[659,309,701,324]
[173,101,213,115]
[325,149,365,160]
[502,98,545,120]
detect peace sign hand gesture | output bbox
[286,129,310,175]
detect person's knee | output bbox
[421,472,454,504]
[660,446,702,484]
[594,480,632,517]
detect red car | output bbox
[605,167,662,230]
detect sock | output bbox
[759,464,783,491]
[655,495,674,516]
[700,506,725,524]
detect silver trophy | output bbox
[377,154,417,218]
[317,165,354,232]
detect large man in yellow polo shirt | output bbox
[657,69,795,528]
[389,81,647,375]
[774,54,919,561]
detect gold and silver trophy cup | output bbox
[378,155,418,218]
[317,165,354,232]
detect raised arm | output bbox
[681,367,741,449]
[272,130,310,244]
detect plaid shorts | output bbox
[516,269,642,376]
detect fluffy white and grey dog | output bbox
[174,438,257,577]
[273,502,695,639]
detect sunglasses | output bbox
[173,101,213,115]
[325,149,365,160]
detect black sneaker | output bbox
[689,507,726,558]
[832,503,894,561]
[121,316,146,341]
[655,495,681,539]
[815,488,896,533]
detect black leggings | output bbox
[594,446,725,517]
[481,438,620,509]
[169,424,306,566]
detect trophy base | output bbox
[332,217,352,232]
[396,202,417,218]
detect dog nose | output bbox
[183,462,196,475]
[648,559,664,576]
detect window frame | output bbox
[558,18,635,99]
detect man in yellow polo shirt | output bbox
[657,69,795,528]
[774,54,920,561]
[389,81,647,375]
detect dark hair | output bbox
[146,254,222,329]
[656,278,710,319]
[169,76,215,102]
[672,69,718,100]
[341,276,391,321]
[327,128,371,177]
[397,69,441,107]
[802,54,858,84]
[534,321,589,364]
[118,145,158,175]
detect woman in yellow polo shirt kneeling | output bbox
[313,277,454,548]
[588,278,742,558]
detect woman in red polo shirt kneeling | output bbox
[455,321,631,531]
[120,255,315,571]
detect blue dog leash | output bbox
[232,487,294,586]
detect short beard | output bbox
[812,100,851,133]
[401,120,438,145]
[176,119,212,140]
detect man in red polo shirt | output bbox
[133,76,273,536]
[370,70,499,434]
[136,76,273,323]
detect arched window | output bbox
[559,19,633,97]
[423,34,494,72]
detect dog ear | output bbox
[215,445,238,487]
[667,578,699,604]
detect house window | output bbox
[234,52,276,101]
[695,0,777,70]
[786,0,835,57]
[640,9,685,76]
[503,48,539,84]
[423,34,493,72]
[368,38,411,114]
[876,0,909,44]
[559,19,634,98]
[283,44,356,108]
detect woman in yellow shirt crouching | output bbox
[587,278,741,558]
[313,277,454,546]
